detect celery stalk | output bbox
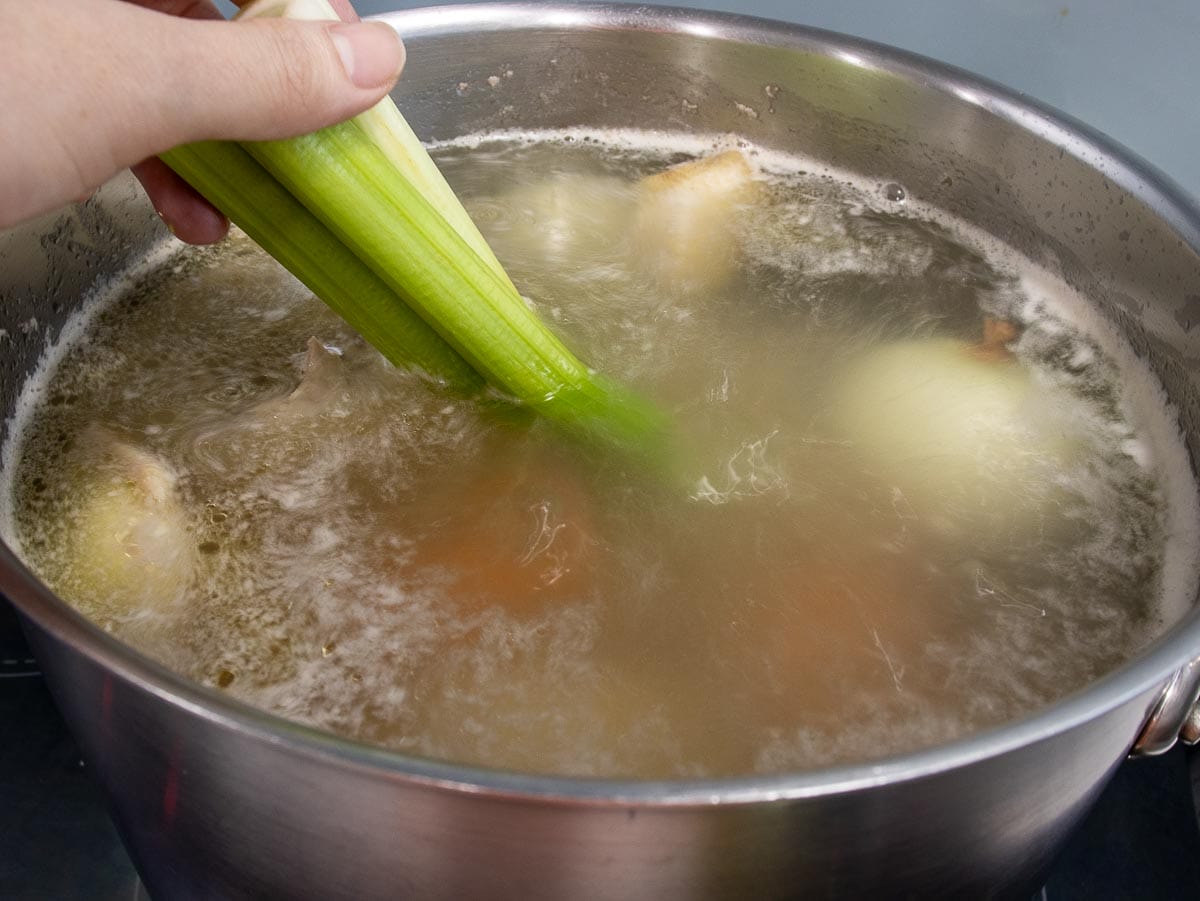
[160,142,481,390]
[157,0,668,458]
[230,0,667,455]
[245,120,665,453]
[236,0,506,281]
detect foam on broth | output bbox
[3,129,1198,778]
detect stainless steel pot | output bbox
[3,4,1200,898]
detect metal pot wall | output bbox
[3,4,1200,898]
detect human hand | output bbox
[0,0,403,243]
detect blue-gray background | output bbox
[224,1,1199,204]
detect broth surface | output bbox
[5,132,1196,777]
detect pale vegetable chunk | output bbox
[65,435,194,611]
[634,150,757,290]
[831,331,1079,531]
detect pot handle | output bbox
[1130,656,1200,756]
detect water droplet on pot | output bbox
[884,183,906,202]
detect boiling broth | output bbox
[5,131,1197,777]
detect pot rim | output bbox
[6,0,1200,807]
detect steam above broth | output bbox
[3,130,1196,778]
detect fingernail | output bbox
[330,22,405,89]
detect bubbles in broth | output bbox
[4,130,1197,778]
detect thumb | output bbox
[0,0,405,229]
[145,15,407,147]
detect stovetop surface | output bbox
[4,600,1200,900]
